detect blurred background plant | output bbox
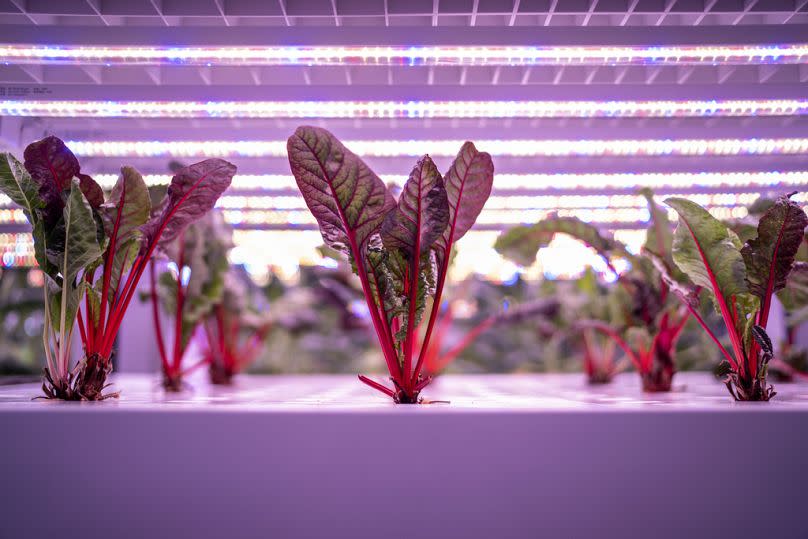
[0,267,45,379]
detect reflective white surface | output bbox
[2,372,807,411]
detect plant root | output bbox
[39,353,118,401]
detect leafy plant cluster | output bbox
[495,190,691,392]
[0,136,235,400]
[665,193,808,401]
[288,126,494,403]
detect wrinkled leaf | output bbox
[23,136,80,226]
[47,183,103,333]
[23,136,79,191]
[365,248,406,326]
[381,155,449,257]
[741,192,808,301]
[288,126,395,253]
[47,181,104,285]
[140,158,235,254]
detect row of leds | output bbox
[210,192,769,211]
[214,206,755,226]
[75,171,808,191]
[0,191,790,215]
[1,100,806,118]
[65,138,808,158]
[0,204,762,227]
[0,44,806,66]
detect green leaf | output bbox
[101,166,151,243]
[493,224,548,267]
[49,181,104,286]
[100,166,152,300]
[667,197,747,301]
[47,183,103,333]
[640,188,673,260]
[0,153,52,274]
[365,248,406,326]
[495,216,632,268]
[740,192,808,302]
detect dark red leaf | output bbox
[23,135,79,191]
[381,155,449,257]
[140,158,236,255]
[288,126,395,251]
[741,192,808,301]
[434,141,493,259]
[77,173,104,209]
[23,136,80,226]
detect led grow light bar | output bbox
[209,192,778,211]
[65,138,808,158]
[2,99,806,119]
[83,171,808,191]
[1,44,806,66]
[0,191,795,213]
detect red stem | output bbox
[172,233,187,371]
[76,309,88,349]
[357,374,395,397]
[412,245,451,385]
[680,219,747,373]
[682,301,738,370]
[585,322,643,372]
[149,259,170,373]
[97,180,126,347]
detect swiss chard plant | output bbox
[566,269,629,384]
[148,211,231,391]
[0,136,235,400]
[495,190,691,392]
[287,126,493,403]
[665,193,808,401]
[202,264,272,385]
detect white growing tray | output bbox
[1,372,807,539]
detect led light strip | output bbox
[218,206,756,226]
[0,206,754,228]
[65,138,808,158]
[2,99,806,119]
[212,192,771,211]
[0,191,792,213]
[84,171,808,191]
[0,44,806,66]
